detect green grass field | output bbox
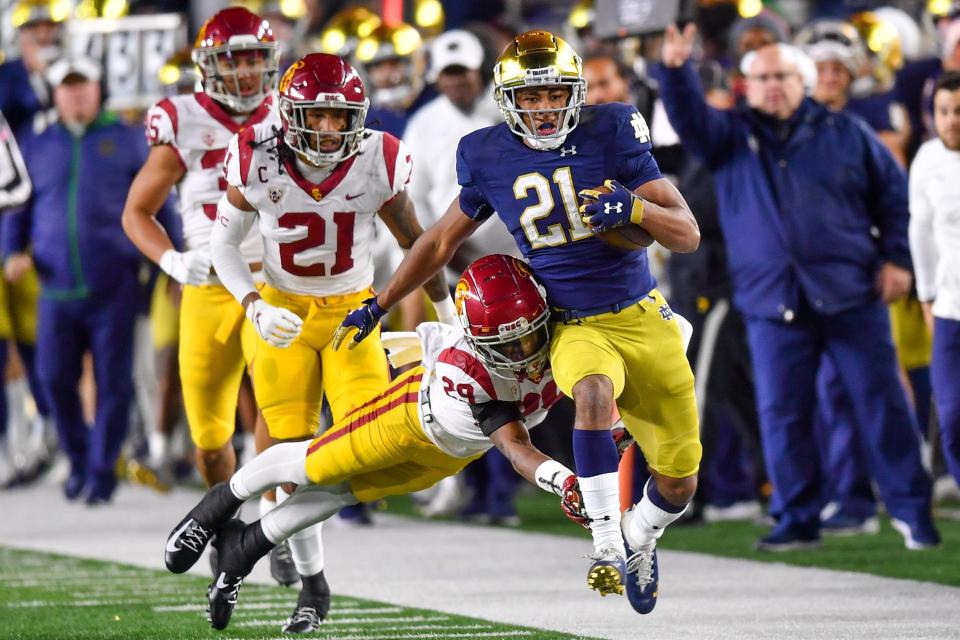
[0,547,599,640]
[383,490,960,587]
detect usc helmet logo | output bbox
[454,280,470,315]
[513,260,532,279]
[279,60,305,93]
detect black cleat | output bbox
[207,569,245,631]
[270,540,299,587]
[282,574,331,634]
[208,546,219,578]
[282,606,322,634]
[206,519,254,630]
[165,482,242,574]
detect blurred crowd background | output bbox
[1,0,958,535]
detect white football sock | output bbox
[259,482,291,518]
[259,495,277,518]
[627,484,688,547]
[229,441,310,500]
[579,472,625,555]
[289,521,325,577]
[260,484,354,545]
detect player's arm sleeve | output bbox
[611,104,663,190]
[908,151,939,303]
[210,139,259,302]
[470,400,524,438]
[456,140,495,222]
[210,192,259,303]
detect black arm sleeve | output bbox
[470,400,523,438]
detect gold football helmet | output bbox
[317,6,382,58]
[494,31,586,150]
[11,0,70,28]
[567,0,594,31]
[158,48,201,96]
[74,0,128,19]
[354,22,425,108]
[850,11,904,90]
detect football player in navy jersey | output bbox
[334,31,701,614]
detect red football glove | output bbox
[560,475,591,530]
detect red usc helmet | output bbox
[455,255,550,380]
[193,7,279,112]
[277,53,369,167]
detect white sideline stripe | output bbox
[234,606,406,616]
[335,633,534,640]
[235,615,449,628]
[153,595,319,612]
[7,594,206,608]
[227,632,534,640]
[6,599,177,608]
[3,574,151,583]
[156,603,408,614]
[333,624,497,633]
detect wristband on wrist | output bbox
[433,296,457,324]
[159,249,177,276]
[629,195,644,225]
[534,460,575,496]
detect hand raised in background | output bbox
[661,23,698,69]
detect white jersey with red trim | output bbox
[224,124,412,296]
[415,323,561,458]
[143,92,280,266]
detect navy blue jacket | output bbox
[657,62,911,320]
[0,59,46,134]
[2,112,179,299]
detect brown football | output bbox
[581,183,655,251]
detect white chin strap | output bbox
[523,133,567,151]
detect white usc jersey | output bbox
[225,124,412,296]
[144,92,280,265]
[415,323,561,458]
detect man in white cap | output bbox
[403,30,502,233]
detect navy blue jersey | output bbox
[846,91,906,134]
[456,102,661,310]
